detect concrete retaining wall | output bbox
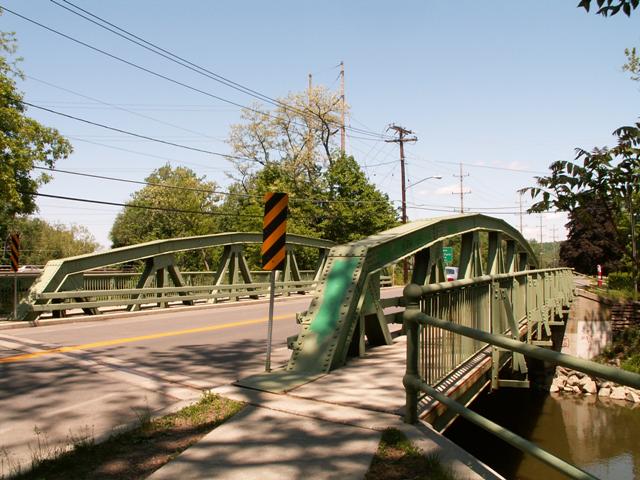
[561,289,613,360]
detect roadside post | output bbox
[8,233,20,319]
[597,264,603,287]
[261,192,288,372]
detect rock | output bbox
[583,379,598,394]
[551,377,566,389]
[563,386,574,393]
[567,375,580,386]
[610,386,628,400]
[550,383,560,393]
[572,385,581,394]
[598,387,611,398]
[557,366,571,376]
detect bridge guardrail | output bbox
[402,267,640,480]
[26,280,317,315]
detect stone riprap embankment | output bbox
[550,366,640,404]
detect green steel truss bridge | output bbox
[14,213,640,479]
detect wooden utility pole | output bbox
[539,215,544,265]
[452,163,471,213]
[386,124,417,282]
[340,61,346,156]
[307,73,313,162]
[518,192,524,233]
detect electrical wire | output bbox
[24,191,263,218]
[67,137,228,171]
[10,3,388,141]
[53,0,388,140]
[21,100,249,161]
[26,75,226,142]
[36,166,399,205]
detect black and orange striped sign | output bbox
[261,192,288,271]
[9,233,20,272]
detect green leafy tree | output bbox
[320,155,398,244]
[522,124,639,286]
[0,18,73,240]
[558,200,625,274]
[578,0,639,16]
[5,217,98,265]
[110,165,220,270]
[216,156,398,268]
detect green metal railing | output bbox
[403,268,640,480]
[29,279,318,314]
[415,268,574,385]
[14,232,335,321]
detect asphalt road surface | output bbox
[0,287,404,473]
[0,295,310,472]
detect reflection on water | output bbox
[444,389,640,479]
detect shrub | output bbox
[607,271,635,291]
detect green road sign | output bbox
[442,246,453,265]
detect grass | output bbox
[4,391,244,480]
[590,287,638,302]
[366,428,458,480]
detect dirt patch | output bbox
[9,392,244,480]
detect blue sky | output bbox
[2,1,639,247]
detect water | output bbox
[444,389,640,479]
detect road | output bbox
[0,296,309,472]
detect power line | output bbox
[407,155,547,175]
[34,166,248,198]
[36,166,397,205]
[26,75,225,142]
[16,2,388,141]
[52,0,386,140]
[68,137,228,171]
[21,100,249,161]
[23,191,264,218]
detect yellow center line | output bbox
[0,313,292,364]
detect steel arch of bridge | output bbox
[242,213,543,392]
[15,232,334,321]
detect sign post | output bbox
[9,233,20,319]
[261,192,288,372]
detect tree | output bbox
[0,17,73,241]
[522,124,639,286]
[215,156,398,269]
[578,0,639,16]
[558,200,625,274]
[227,85,346,183]
[6,217,98,265]
[320,155,398,244]
[110,165,220,270]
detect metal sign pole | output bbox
[265,269,276,372]
[13,272,18,319]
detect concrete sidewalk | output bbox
[149,337,503,480]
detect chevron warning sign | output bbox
[9,233,20,273]
[261,192,288,271]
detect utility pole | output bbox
[452,163,471,213]
[539,215,544,266]
[307,73,313,162]
[340,61,345,156]
[551,225,558,267]
[386,124,417,282]
[518,192,524,233]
